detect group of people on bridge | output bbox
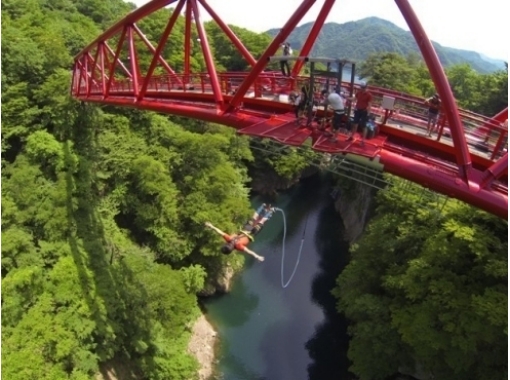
[289,81,374,146]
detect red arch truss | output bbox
[70,0,508,219]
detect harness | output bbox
[238,230,255,242]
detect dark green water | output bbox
[203,177,353,380]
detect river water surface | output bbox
[203,177,354,380]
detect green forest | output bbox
[1,0,507,379]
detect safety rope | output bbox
[274,207,308,289]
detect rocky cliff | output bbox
[333,180,375,243]
[250,165,318,195]
[199,263,235,297]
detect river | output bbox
[203,176,354,380]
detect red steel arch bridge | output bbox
[70,0,508,219]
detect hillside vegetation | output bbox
[267,17,506,74]
[333,180,508,380]
[1,1,304,378]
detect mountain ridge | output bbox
[266,17,506,73]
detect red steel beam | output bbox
[127,25,140,97]
[490,129,507,161]
[89,46,101,93]
[78,58,90,96]
[84,55,89,95]
[492,107,508,124]
[227,0,317,111]
[132,23,179,77]
[70,62,76,96]
[480,107,508,141]
[480,153,508,189]
[74,60,84,96]
[104,42,132,78]
[99,43,107,95]
[379,150,507,219]
[139,0,186,99]
[85,52,101,88]
[197,0,257,67]
[74,0,179,59]
[184,0,192,82]
[103,44,112,80]
[106,27,128,96]
[292,0,335,76]
[74,93,507,218]
[189,0,224,106]
[395,0,473,182]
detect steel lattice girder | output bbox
[70,0,508,219]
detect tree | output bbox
[358,52,425,95]
[333,177,508,380]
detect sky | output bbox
[130,0,508,61]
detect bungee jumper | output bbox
[204,204,275,262]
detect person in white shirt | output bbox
[322,88,346,141]
[280,42,292,76]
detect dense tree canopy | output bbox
[332,179,508,380]
[1,0,273,378]
[359,52,508,115]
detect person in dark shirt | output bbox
[425,93,441,136]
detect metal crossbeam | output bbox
[268,56,356,64]
[249,138,450,213]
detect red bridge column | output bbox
[198,0,257,67]
[139,0,185,99]
[395,0,473,183]
[189,0,224,107]
[226,0,317,112]
[184,0,192,84]
[105,27,127,96]
[480,153,508,189]
[99,42,107,95]
[127,25,140,97]
[292,0,335,76]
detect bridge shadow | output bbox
[306,198,354,380]
[254,172,330,293]
[62,107,151,378]
[252,179,354,380]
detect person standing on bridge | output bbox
[204,204,275,262]
[321,87,347,142]
[425,93,441,137]
[347,81,373,146]
[280,42,292,77]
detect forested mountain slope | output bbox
[1,1,287,378]
[333,180,508,380]
[267,17,506,73]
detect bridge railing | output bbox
[76,71,507,160]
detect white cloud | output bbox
[129,0,507,60]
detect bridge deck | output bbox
[80,83,504,167]
[74,74,508,219]
[79,85,505,169]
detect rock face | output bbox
[211,264,234,294]
[250,165,318,195]
[333,181,374,243]
[199,264,235,297]
[187,315,217,380]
